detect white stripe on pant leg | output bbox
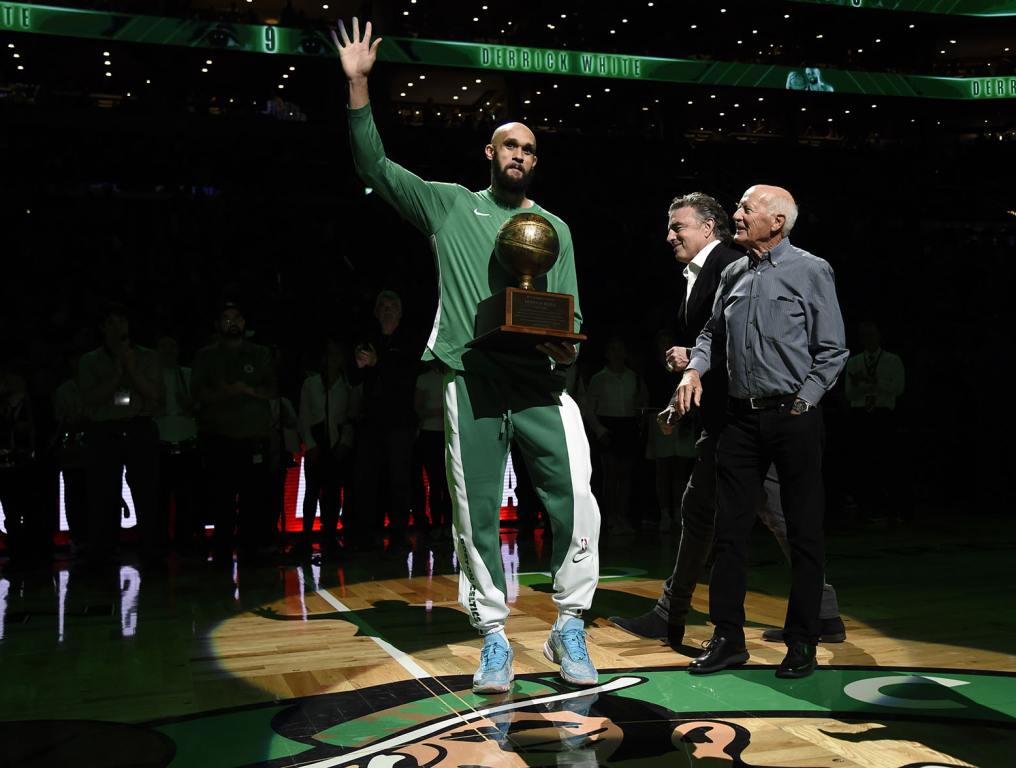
[551,392,601,617]
[444,375,510,635]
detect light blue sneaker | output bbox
[473,632,514,694]
[543,617,598,686]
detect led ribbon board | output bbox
[380,38,1014,100]
[786,0,1016,15]
[0,2,330,55]
[1,3,1012,99]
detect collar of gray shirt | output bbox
[749,237,792,269]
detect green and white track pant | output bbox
[444,369,600,636]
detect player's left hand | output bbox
[537,342,577,365]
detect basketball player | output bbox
[334,18,600,694]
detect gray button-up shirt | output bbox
[687,238,848,405]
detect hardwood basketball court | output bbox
[1,513,1013,767]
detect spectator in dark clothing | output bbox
[298,338,360,558]
[844,321,906,523]
[191,301,277,563]
[349,290,420,550]
[584,335,649,536]
[78,304,162,564]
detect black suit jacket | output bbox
[348,325,422,430]
[676,242,742,432]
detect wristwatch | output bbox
[791,397,812,414]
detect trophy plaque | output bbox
[467,212,587,351]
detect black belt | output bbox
[729,393,797,412]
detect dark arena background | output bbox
[1,2,1014,766]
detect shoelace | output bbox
[480,641,508,671]
[560,628,589,662]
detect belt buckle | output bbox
[749,397,764,410]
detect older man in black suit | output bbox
[610,192,741,645]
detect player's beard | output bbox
[491,157,534,194]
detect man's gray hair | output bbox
[766,193,799,236]
[668,192,732,241]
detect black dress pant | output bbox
[657,427,719,626]
[159,443,201,550]
[711,402,826,646]
[201,434,272,558]
[352,425,413,543]
[301,446,349,545]
[85,419,159,561]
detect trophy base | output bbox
[467,288,585,352]
[465,288,585,351]
[466,325,587,352]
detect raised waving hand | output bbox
[331,17,381,108]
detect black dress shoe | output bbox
[610,611,666,639]
[688,636,749,675]
[762,617,846,644]
[609,611,684,644]
[776,641,817,678]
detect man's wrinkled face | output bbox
[487,124,538,194]
[732,188,778,250]
[667,206,716,265]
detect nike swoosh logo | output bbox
[572,551,592,564]
[473,208,492,217]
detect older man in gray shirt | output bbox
[673,184,847,680]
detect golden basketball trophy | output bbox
[467,212,587,351]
